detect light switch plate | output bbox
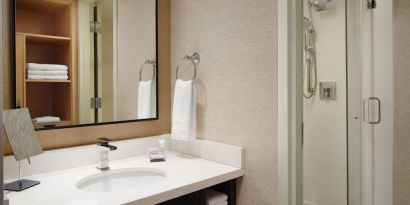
[319,81,337,100]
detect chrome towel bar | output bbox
[176,52,200,80]
[139,59,156,82]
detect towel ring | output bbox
[176,52,200,80]
[139,59,157,82]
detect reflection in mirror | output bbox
[9,0,158,130]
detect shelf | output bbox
[26,80,71,83]
[16,0,71,37]
[17,0,71,13]
[33,120,72,129]
[18,33,71,44]
[26,83,72,122]
[15,0,76,127]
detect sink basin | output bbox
[76,167,166,192]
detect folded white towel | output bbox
[28,75,69,80]
[33,116,61,124]
[138,80,156,119]
[171,79,196,141]
[27,63,68,71]
[205,189,228,205]
[210,201,227,205]
[28,70,68,76]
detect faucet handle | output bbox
[98,137,112,145]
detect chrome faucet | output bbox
[96,138,117,171]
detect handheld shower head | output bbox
[309,0,332,12]
[304,17,312,30]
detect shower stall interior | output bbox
[301,0,393,204]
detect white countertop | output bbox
[5,151,244,205]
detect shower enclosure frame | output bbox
[278,0,393,204]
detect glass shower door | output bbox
[78,0,117,124]
[346,0,393,204]
[94,0,117,123]
[301,0,394,204]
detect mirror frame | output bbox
[9,0,160,131]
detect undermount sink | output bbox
[76,167,166,192]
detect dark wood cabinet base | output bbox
[157,179,237,205]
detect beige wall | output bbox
[171,1,278,204]
[117,0,156,120]
[394,0,410,204]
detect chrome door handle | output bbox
[366,97,381,124]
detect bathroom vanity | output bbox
[3,1,244,203]
[3,1,243,204]
[158,179,237,205]
[4,136,244,205]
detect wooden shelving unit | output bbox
[33,120,73,129]
[15,0,77,128]
[26,80,71,83]
[23,33,71,44]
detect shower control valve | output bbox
[367,0,376,9]
[319,81,337,100]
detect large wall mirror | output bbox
[7,0,158,130]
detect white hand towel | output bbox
[27,63,68,71]
[171,79,196,141]
[33,116,61,124]
[138,80,156,119]
[28,70,68,76]
[28,75,69,80]
[151,81,157,117]
[205,189,228,205]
